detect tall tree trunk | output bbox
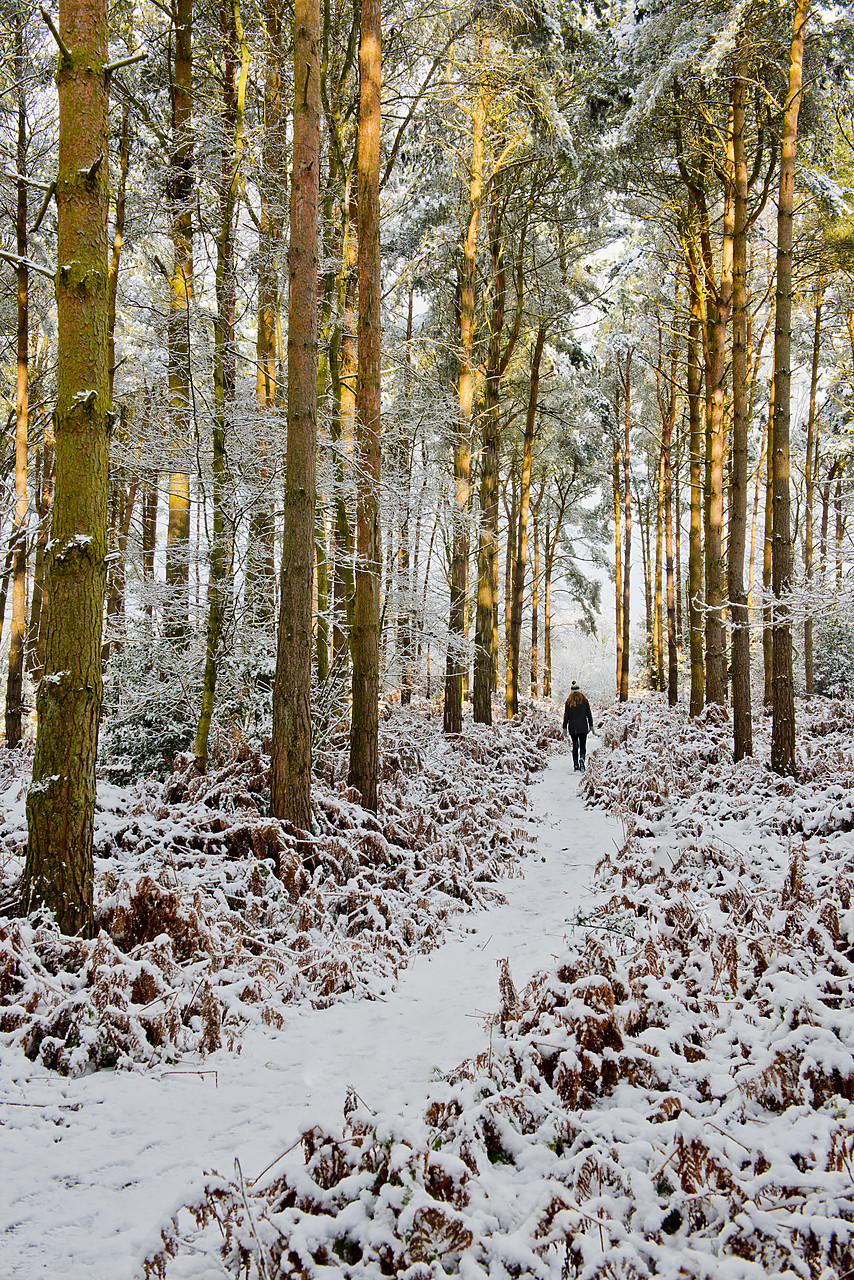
[247,0,284,651]
[729,68,752,760]
[686,252,705,716]
[7,17,28,748]
[101,101,131,666]
[316,499,330,683]
[639,488,652,683]
[473,194,503,726]
[675,416,683,649]
[543,514,552,699]
[195,0,248,772]
[141,465,157,618]
[663,395,677,708]
[803,277,822,695]
[620,351,632,702]
[748,411,768,606]
[531,480,544,698]
[771,0,809,776]
[23,0,110,936]
[28,423,53,679]
[763,390,774,706]
[165,0,194,641]
[613,441,622,694]
[331,184,357,668]
[704,144,734,706]
[104,466,137,660]
[107,99,129,403]
[444,89,485,735]
[398,289,415,704]
[508,322,545,718]
[270,0,321,826]
[473,180,526,723]
[654,449,665,691]
[504,472,516,715]
[348,0,382,803]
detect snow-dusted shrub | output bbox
[99,630,203,781]
[813,616,854,696]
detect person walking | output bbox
[562,682,594,772]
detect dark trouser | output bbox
[570,731,587,770]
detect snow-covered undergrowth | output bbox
[0,704,556,1075]
[147,697,854,1279]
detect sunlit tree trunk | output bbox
[473,181,525,723]
[445,86,485,734]
[23,0,110,935]
[349,0,382,803]
[28,422,53,680]
[704,141,733,707]
[771,0,809,776]
[6,16,28,748]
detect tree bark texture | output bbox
[613,442,622,694]
[473,181,525,723]
[444,86,484,735]
[348,0,382,804]
[165,0,193,640]
[653,449,664,691]
[703,151,733,707]
[771,0,809,776]
[729,69,752,759]
[619,352,632,702]
[271,0,321,827]
[508,322,545,718]
[803,278,822,695]
[195,0,248,772]
[686,254,705,716]
[23,0,110,936]
[28,425,54,679]
[7,17,28,749]
[247,0,285,644]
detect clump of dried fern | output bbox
[145,695,854,1278]
[0,703,553,1074]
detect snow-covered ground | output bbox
[2,747,615,1280]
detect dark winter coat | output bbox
[563,694,593,735]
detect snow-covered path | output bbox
[1,748,621,1279]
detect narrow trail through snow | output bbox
[1,746,622,1279]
